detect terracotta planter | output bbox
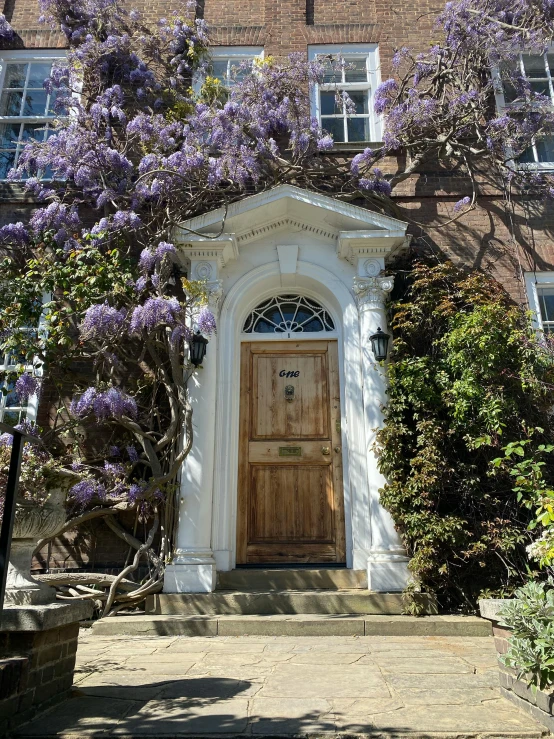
[5,486,67,606]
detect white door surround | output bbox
[164,185,412,594]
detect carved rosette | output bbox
[353,275,395,310]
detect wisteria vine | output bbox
[0,0,553,613]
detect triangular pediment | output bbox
[176,185,406,241]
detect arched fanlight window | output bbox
[242,295,335,334]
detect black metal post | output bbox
[0,421,39,614]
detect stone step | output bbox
[90,613,491,637]
[146,590,437,616]
[216,567,368,591]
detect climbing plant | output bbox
[377,260,554,610]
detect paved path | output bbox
[17,632,547,738]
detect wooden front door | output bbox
[237,340,345,564]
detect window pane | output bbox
[210,60,228,83]
[2,377,18,407]
[522,54,547,77]
[230,59,251,82]
[252,317,275,333]
[321,59,336,84]
[22,89,48,116]
[1,409,24,426]
[48,88,68,116]
[548,54,554,77]
[27,62,53,88]
[344,59,367,83]
[536,136,554,162]
[4,63,28,89]
[320,91,339,115]
[301,317,324,331]
[530,80,550,97]
[347,117,370,142]
[348,90,368,114]
[0,90,23,116]
[0,149,16,178]
[321,117,344,142]
[21,122,46,142]
[0,122,20,148]
[518,145,536,164]
[539,289,554,322]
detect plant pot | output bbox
[479,598,554,732]
[5,486,67,606]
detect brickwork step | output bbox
[90,613,491,637]
[146,590,437,616]
[216,568,367,591]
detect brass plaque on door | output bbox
[279,446,302,457]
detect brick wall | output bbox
[1,0,554,572]
[0,622,79,734]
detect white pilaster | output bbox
[164,260,227,592]
[353,272,410,592]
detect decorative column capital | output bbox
[206,280,224,316]
[353,275,394,310]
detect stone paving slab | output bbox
[15,632,548,738]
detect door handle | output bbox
[321,447,330,455]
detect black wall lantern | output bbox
[190,331,209,367]
[370,327,390,362]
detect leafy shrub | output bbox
[499,580,554,691]
[492,438,554,573]
[377,260,554,610]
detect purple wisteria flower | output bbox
[196,307,216,335]
[69,479,107,507]
[0,13,14,39]
[155,241,176,260]
[350,148,374,176]
[70,387,138,421]
[15,374,39,402]
[14,419,40,437]
[374,79,399,115]
[135,276,148,292]
[358,168,392,197]
[139,248,156,273]
[0,433,12,447]
[104,460,126,477]
[170,324,193,347]
[130,297,183,333]
[453,196,471,212]
[108,445,120,456]
[126,445,139,462]
[80,302,126,340]
[0,222,29,244]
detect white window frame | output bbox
[195,46,264,92]
[494,49,554,170]
[524,271,554,332]
[0,290,48,425]
[308,44,382,144]
[0,49,67,181]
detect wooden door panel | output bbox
[251,353,328,439]
[237,340,345,565]
[249,465,334,543]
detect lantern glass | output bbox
[370,327,390,362]
[190,331,208,367]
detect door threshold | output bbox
[236,563,347,570]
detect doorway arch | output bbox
[211,260,370,571]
